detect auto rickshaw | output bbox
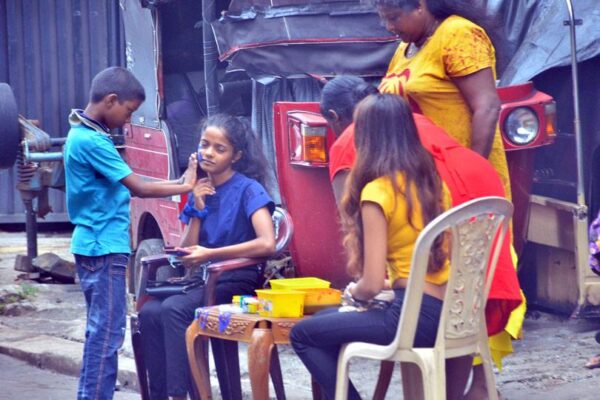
[117,0,557,291]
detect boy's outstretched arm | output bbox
[121,153,197,198]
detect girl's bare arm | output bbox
[350,201,388,301]
[180,207,275,263]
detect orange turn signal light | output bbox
[544,101,557,137]
[303,135,327,163]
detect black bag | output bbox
[145,275,205,299]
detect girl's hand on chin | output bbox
[192,178,216,209]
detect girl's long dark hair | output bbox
[341,94,445,277]
[200,114,270,189]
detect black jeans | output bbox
[139,267,260,400]
[290,288,443,400]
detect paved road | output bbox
[0,353,139,400]
[3,231,600,399]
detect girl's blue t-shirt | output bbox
[180,172,274,248]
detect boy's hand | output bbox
[182,153,198,189]
[193,178,215,210]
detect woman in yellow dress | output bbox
[371,0,526,398]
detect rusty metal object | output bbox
[16,151,37,184]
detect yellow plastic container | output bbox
[255,289,306,318]
[269,277,331,290]
[298,288,342,314]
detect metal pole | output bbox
[564,0,585,209]
[23,199,38,259]
[202,0,219,116]
[564,0,591,314]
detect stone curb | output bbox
[0,325,140,393]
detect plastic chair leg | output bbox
[334,351,351,400]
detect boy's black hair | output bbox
[89,66,146,104]
[200,114,270,189]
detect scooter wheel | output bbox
[0,83,20,169]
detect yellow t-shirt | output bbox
[379,15,511,200]
[360,174,451,286]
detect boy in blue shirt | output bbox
[64,66,197,400]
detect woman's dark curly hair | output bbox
[200,114,270,189]
[364,0,502,52]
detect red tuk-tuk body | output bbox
[498,82,556,253]
[271,86,555,285]
[122,0,556,293]
[273,102,346,287]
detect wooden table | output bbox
[185,305,306,400]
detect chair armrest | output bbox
[140,253,171,269]
[206,257,266,274]
[203,257,267,306]
[136,254,171,302]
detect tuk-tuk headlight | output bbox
[504,107,539,145]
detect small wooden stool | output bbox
[185,305,310,400]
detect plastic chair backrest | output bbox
[392,196,513,351]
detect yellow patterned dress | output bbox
[379,15,525,369]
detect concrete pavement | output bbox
[0,353,139,400]
[2,230,600,399]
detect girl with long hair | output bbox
[291,94,450,400]
[139,114,276,400]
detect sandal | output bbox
[585,354,600,369]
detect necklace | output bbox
[405,19,440,58]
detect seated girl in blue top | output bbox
[139,114,275,400]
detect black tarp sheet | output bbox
[210,0,600,83]
[482,0,600,85]
[211,1,399,77]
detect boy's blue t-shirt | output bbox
[64,110,133,256]
[180,172,274,248]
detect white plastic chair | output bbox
[335,196,513,400]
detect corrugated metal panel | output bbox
[0,0,123,223]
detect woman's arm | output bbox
[349,201,388,301]
[453,67,501,158]
[180,207,276,263]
